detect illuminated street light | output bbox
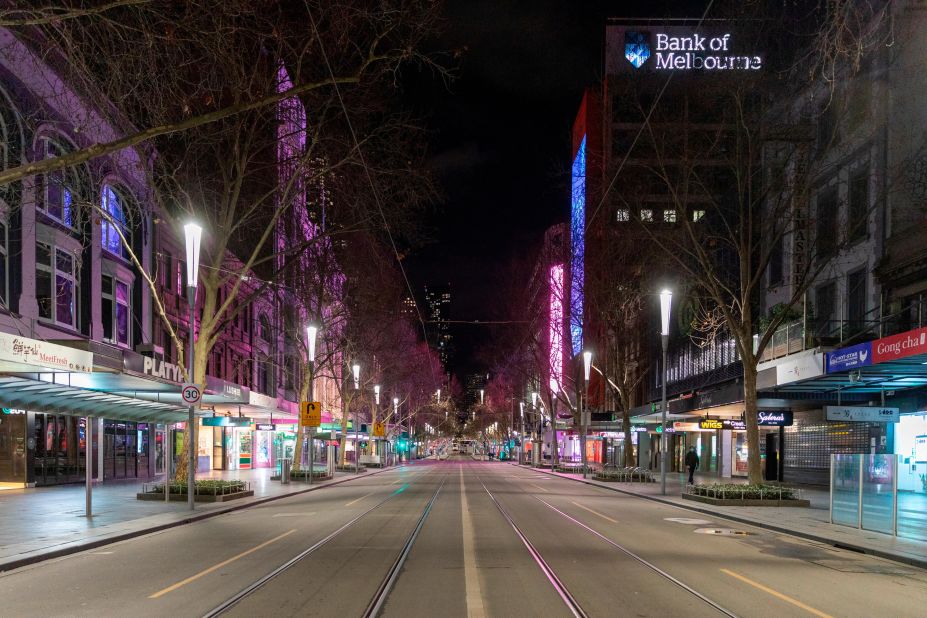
[183,222,202,512]
[659,288,672,495]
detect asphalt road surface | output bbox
[1,457,925,617]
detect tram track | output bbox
[473,464,739,618]
[201,467,446,618]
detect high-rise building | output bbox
[400,295,418,319]
[424,283,453,369]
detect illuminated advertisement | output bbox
[570,136,586,356]
[607,25,763,74]
[549,264,565,392]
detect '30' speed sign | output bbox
[181,383,202,405]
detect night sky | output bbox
[403,1,692,377]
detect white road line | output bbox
[460,467,486,617]
[570,501,618,524]
[344,492,375,507]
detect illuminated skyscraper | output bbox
[425,283,453,369]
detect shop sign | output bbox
[630,426,648,433]
[826,342,872,373]
[825,406,900,423]
[202,416,252,427]
[757,411,793,426]
[655,424,676,433]
[776,352,824,385]
[126,354,184,383]
[699,418,724,430]
[614,28,762,72]
[254,423,276,431]
[0,332,93,372]
[673,422,701,431]
[872,327,927,364]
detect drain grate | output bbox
[694,528,751,536]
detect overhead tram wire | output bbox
[306,4,439,391]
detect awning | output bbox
[763,352,927,395]
[0,375,188,422]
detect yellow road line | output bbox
[570,501,618,524]
[528,483,548,493]
[721,569,833,618]
[460,467,486,617]
[344,492,374,507]
[149,529,297,599]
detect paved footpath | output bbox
[522,463,927,569]
[0,465,400,571]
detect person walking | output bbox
[684,446,699,485]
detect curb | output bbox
[0,463,411,574]
[517,463,927,571]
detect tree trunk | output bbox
[743,364,763,484]
[291,369,312,473]
[173,342,210,483]
[620,393,635,468]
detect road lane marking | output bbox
[528,483,548,493]
[271,512,316,518]
[720,569,833,618]
[344,492,375,507]
[570,501,618,524]
[460,467,486,617]
[148,529,297,599]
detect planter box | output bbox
[270,474,333,482]
[137,490,254,503]
[682,493,810,507]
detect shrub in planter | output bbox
[151,480,248,495]
[690,483,796,500]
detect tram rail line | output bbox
[475,464,739,618]
[201,467,446,618]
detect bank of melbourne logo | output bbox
[625,31,651,69]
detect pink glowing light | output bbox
[549,263,564,393]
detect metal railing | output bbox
[594,465,654,483]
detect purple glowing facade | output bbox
[570,136,586,356]
[549,263,565,393]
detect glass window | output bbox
[640,209,653,223]
[101,185,130,258]
[39,138,75,227]
[768,236,784,286]
[692,209,705,222]
[616,209,630,222]
[36,243,78,328]
[815,282,837,336]
[663,209,677,223]
[816,187,839,258]
[847,269,867,328]
[101,275,131,346]
[847,169,869,243]
[260,314,271,340]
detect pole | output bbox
[660,334,668,495]
[187,286,196,510]
[85,415,92,517]
[581,392,587,478]
[165,423,171,502]
[354,402,359,473]
[307,360,314,484]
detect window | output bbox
[663,209,677,223]
[847,269,867,328]
[36,243,78,329]
[259,314,271,341]
[102,275,130,346]
[692,209,705,222]
[815,282,836,336]
[256,360,269,394]
[38,138,75,227]
[640,209,653,222]
[616,209,630,222]
[768,236,784,286]
[847,169,869,243]
[101,185,130,258]
[815,187,839,258]
[0,220,7,307]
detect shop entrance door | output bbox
[33,414,85,485]
[213,427,225,470]
[0,412,26,483]
[765,431,781,481]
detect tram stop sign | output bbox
[181,383,202,405]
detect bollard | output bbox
[281,458,291,485]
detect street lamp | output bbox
[581,350,592,478]
[480,389,484,405]
[436,388,441,403]
[659,288,672,495]
[306,324,318,483]
[352,363,360,473]
[183,222,201,511]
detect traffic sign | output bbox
[300,401,322,427]
[181,383,202,405]
[373,422,385,437]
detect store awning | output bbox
[764,353,927,396]
[0,375,188,422]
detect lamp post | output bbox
[660,289,672,495]
[184,223,201,511]
[582,350,592,479]
[306,325,318,483]
[352,363,360,474]
[374,384,380,462]
[519,401,525,464]
[393,396,399,465]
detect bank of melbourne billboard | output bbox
[606,24,763,75]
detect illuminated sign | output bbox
[570,137,586,356]
[825,406,899,423]
[609,26,763,74]
[254,423,276,431]
[630,426,648,433]
[699,419,724,430]
[757,411,793,426]
[549,264,565,392]
[202,416,252,427]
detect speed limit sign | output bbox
[181,383,202,405]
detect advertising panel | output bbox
[824,406,900,423]
[0,332,93,372]
[826,342,872,373]
[872,327,927,364]
[606,24,763,74]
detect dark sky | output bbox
[402,1,688,378]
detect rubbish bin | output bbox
[280,458,291,484]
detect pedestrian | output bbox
[685,446,699,485]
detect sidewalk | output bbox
[0,465,396,572]
[522,464,927,570]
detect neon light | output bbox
[570,136,586,356]
[549,263,564,393]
